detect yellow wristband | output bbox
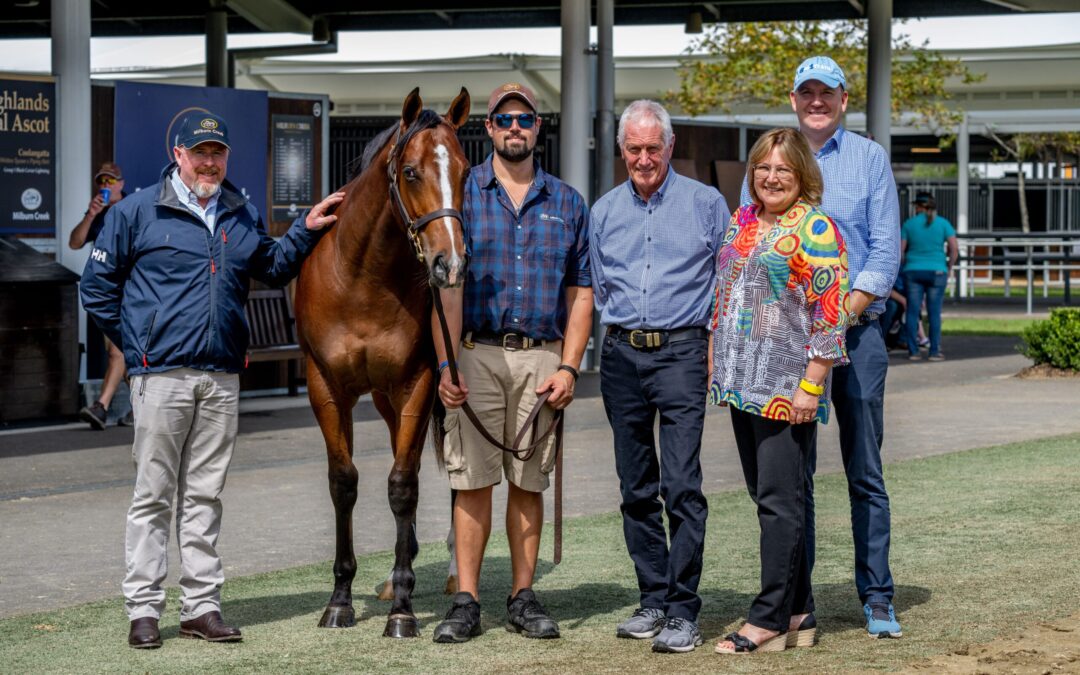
[799,378,825,396]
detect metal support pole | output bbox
[561,0,590,365]
[51,0,92,383]
[866,0,892,156]
[206,1,229,87]
[592,0,614,370]
[957,113,970,298]
[52,0,92,275]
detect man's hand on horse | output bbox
[305,191,347,231]
[438,367,469,408]
[537,369,575,410]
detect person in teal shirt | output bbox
[901,192,958,361]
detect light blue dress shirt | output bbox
[591,168,730,329]
[741,126,900,314]
[169,169,221,233]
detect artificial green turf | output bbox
[3,434,1080,674]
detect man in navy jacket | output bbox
[81,112,344,649]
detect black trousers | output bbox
[730,407,815,632]
[600,333,709,621]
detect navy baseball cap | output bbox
[793,56,847,91]
[174,112,231,149]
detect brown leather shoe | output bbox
[128,617,161,649]
[179,611,242,642]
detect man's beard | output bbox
[193,175,221,199]
[495,137,533,163]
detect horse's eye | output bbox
[403,166,418,182]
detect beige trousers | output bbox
[123,368,239,621]
[443,341,561,492]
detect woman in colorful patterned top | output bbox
[711,128,850,655]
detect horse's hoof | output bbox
[444,575,458,595]
[318,605,356,628]
[376,579,395,602]
[383,614,420,638]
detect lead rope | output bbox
[431,287,564,564]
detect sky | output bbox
[0,13,1078,73]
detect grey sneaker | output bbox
[79,401,107,430]
[616,607,666,639]
[651,616,703,653]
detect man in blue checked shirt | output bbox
[431,83,593,644]
[591,99,730,654]
[741,55,903,640]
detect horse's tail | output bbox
[430,395,447,473]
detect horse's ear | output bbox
[401,87,422,130]
[444,87,471,130]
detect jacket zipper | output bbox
[141,310,157,369]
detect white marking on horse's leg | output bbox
[446,520,458,578]
[434,144,463,285]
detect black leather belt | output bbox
[607,326,709,349]
[466,330,549,351]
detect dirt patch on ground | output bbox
[902,614,1080,674]
[1015,364,1080,379]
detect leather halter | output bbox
[385,124,465,262]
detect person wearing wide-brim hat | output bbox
[901,191,958,361]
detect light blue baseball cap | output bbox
[793,56,847,91]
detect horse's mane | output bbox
[345,109,445,183]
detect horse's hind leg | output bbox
[309,363,360,628]
[373,380,431,638]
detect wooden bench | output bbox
[244,288,305,396]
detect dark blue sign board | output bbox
[114,81,268,220]
[0,77,56,235]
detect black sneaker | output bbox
[79,401,107,430]
[433,592,482,643]
[118,410,135,427]
[506,588,559,639]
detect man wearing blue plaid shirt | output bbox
[774,55,903,639]
[431,83,593,644]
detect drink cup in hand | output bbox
[100,188,111,205]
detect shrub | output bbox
[1019,307,1080,371]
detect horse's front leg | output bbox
[309,363,361,628]
[377,373,433,638]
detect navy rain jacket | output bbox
[81,164,324,375]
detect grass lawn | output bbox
[941,317,1036,335]
[3,434,1080,674]
[970,285,1070,299]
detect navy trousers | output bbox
[806,321,895,604]
[600,333,709,621]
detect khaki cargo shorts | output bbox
[442,340,562,493]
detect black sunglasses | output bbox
[491,113,536,129]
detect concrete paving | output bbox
[1,335,1078,620]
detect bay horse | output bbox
[294,87,470,638]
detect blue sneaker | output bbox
[864,602,902,639]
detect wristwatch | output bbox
[845,311,862,328]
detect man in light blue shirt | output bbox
[591,99,729,654]
[779,55,902,639]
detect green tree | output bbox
[669,20,983,134]
[985,131,1080,232]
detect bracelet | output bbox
[558,364,580,381]
[438,360,455,373]
[798,378,825,396]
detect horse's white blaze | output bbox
[434,144,462,282]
